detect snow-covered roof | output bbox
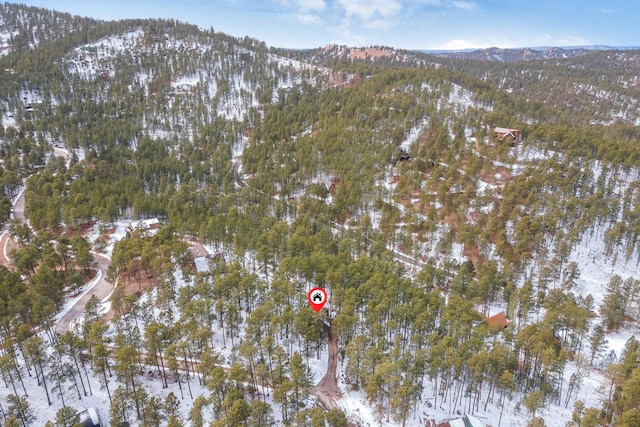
[80,407,101,427]
[442,414,486,427]
[494,127,519,134]
[127,218,160,233]
[194,257,210,273]
[466,415,485,427]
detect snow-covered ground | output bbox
[400,120,428,152]
[88,218,159,257]
[365,124,640,426]
[19,89,42,105]
[66,29,143,80]
[0,23,19,56]
[335,346,607,427]
[63,28,329,141]
[440,83,494,114]
[0,330,283,426]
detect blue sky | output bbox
[14,0,640,50]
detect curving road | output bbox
[1,147,116,335]
[0,231,11,267]
[55,253,113,334]
[52,145,116,335]
[0,185,26,267]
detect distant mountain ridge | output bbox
[426,46,640,62]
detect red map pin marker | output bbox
[308,287,327,313]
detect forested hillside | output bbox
[1,3,640,427]
[291,45,640,126]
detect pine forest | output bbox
[0,3,640,427]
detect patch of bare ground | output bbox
[65,220,97,238]
[412,199,423,211]
[478,165,512,186]
[328,70,361,88]
[462,243,483,271]
[348,47,393,61]
[6,238,19,254]
[0,237,20,269]
[102,269,157,321]
[438,210,458,227]
[100,226,116,239]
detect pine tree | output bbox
[289,352,312,415]
[5,394,34,427]
[109,386,134,427]
[589,325,608,367]
[601,275,626,331]
[142,396,164,427]
[53,406,82,427]
[523,390,545,420]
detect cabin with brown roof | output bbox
[486,311,508,331]
[494,127,521,142]
[189,243,224,273]
[315,177,340,194]
[327,177,339,193]
[190,243,210,259]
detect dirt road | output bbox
[12,188,25,223]
[0,187,26,267]
[0,231,10,267]
[312,323,341,409]
[55,253,114,334]
[312,324,362,426]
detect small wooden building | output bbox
[494,127,521,142]
[486,311,508,330]
[316,177,339,194]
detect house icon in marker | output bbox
[308,288,327,312]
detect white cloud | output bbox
[291,13,322,24]
[434,33,593,51]
[450,1,477,10]
[600,8,615,14]
[301,0,326,11]
[437,39,483,50]
[278,0,325,12]
[330,18,367,46]
[364,19,393,31]
[276,0,325,26]
[337,0,402,21]
[418,0,476,9]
